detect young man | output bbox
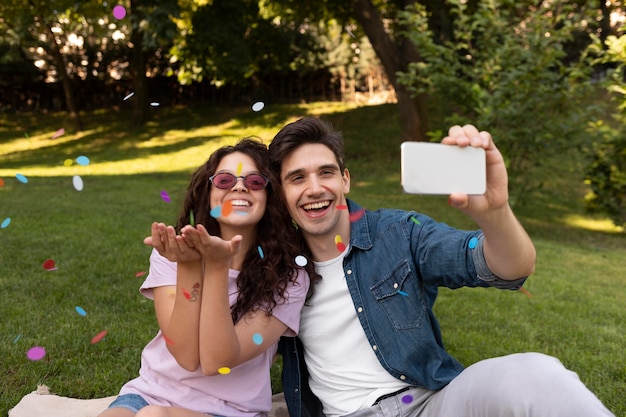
[269,117,614,417]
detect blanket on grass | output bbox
[9,385,289,417]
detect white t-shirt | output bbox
[299,247,409,416]
[120,249,309,417]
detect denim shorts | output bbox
[108,393,149,413]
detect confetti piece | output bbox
[72,175,84,191]
[218,367,231,375]
[210,206,222,218]
[76,156,90,166]
[75,306,87,316]
[257,246,264,259]
[189,210,195,226]
[222,200,233,217]
[234,211,248,216]
[519,287,533,298]
[150,102,160,107]
[252,333,263,345]
[42,259,56,270]
[91,330,108,344]
[401,394,414,404]
[411,217,420,225]
[349,209,365,222]
[251,102,265,112]
[163,334,175,345]
[1,217,10,228]
[468,237,479,249]
[123,92,134,101]
[113,5,127,19]
[16,173,28,184]
[13,334,22,344]
[336,205,348,210]
[182,289,191,300]
[135,271,146,277]
[295,255,308,267]
[292,219,298,230]
[27,346,46,361]
[0,178,4,187]
[334,235,343,245]
[64,159,73,167]
[398,290,408,297]
[336,242,346,252]
[51,128,65,139]
[160,190,171,203]
[236,162,243,176]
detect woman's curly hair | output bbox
[174,137,318,322]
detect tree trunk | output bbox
[130,0,150,126]
[351,0,428,141]
[45,24,83,132]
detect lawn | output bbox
[1,102,624,416]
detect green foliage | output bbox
[397,0,597,204]
[582,35,626,229]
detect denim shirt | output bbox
[279,199,527,417]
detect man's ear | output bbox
[343,168,350,194]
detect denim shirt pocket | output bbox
[370,260,426,330]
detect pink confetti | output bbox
[91,330,108,344]
[27,346,46,361]
[51,128,65,139]
[112,5,126,19]
[135,271,146,277]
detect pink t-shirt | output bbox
[119,249,309,417]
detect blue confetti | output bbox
[75,306,87,316]
[257,246,264,259]
[15,173,28,184]
[398,290,409,297]
[1,217,10,228]
[252,333,263,345]
[468,237,479,249]
[210,206,222,218]
[76,155,90,166]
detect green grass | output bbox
[1,102,625,416]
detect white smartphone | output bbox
[400,142,486,195]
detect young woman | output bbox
[99,138,316,417]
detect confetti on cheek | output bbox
[27,346,46,361]
[72,175,84,191]
[160,190,171,203]
[401,394,414,404]
[210,206,222,218]
[295,255,308,267]
[349,209,365,222]
[76,156,90,166]
[251,102,265,112]
[336,204,348,210]
[222,200,233,217]
[135,271,146,277]
[16,173,28,184]
[51,128,65,139]
[64,159,73,167]
[42,259,56,271]
[90,330,108,344]
[218,367,231,375]
[468,237,479,249]
[257,246,264,259]
[411,217,420,225]
[75,306,87,316]
[1,217,10,228]
[113,5,126,19]
[252,333,263,345]
[335,235,346,252]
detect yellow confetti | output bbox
[218,367,231,375]
[334,234,342,244]
[236,162,243,176]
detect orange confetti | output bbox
[0,178,4,187]
[222,200,233,217]
[91,330,108,344]
[519,287,532,298]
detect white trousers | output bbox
[347,353,614,417]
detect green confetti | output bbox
[189,210,195,226]
[411,217,420,225]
